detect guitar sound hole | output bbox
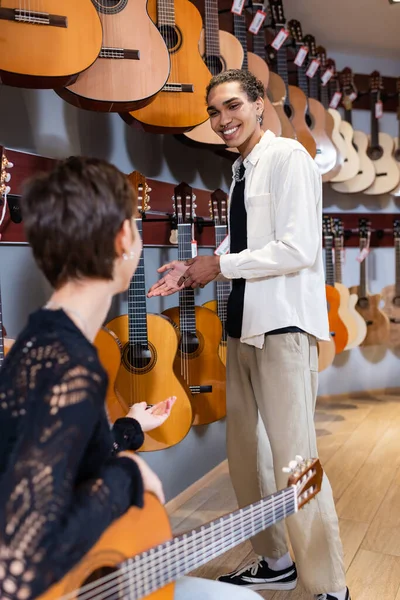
[159,25,180,51]
[367,145,383,161]
[180,332,200,356]
[205,55,224,76]
[79,567,121,599]
[357,297,369,309]
[394,148,400,162]
[393,296,400,307]
[93,0,127,14]
[122,342,157,374]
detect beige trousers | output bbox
[226,332,346,594]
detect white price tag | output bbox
[214,235,230,256]
[248,10,266,34]
[306,59,320,78]
[231,0,245,15]
[294,46,308,67]
[191,240,198,258]
[349,91,358,102]
[271,28,289,51]
[321,68,333,86]
[329,91,342,109]
[356,247,370,263]
[375,100,383,119]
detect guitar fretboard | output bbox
[128,219,148,346]
[178,223,196,335]
[233,13,248,70]
[276,43,290,99]
[0,283,4,370]
[215,225,231,342]
[157,0,175,26]
[334,236,343,284]
[395,239,400,297]
[370,91,380,149]
[359,239,368,298]
[204,0,220,60]
[324,235,335,287]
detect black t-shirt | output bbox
[225,163,303,339]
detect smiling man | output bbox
[147,70,350,600]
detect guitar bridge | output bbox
[163,83,194,93]
[100,48,140,60]
[0,8,67,28]
[390,318,400,324]
[189,385,212,394]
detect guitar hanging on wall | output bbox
[380,219,400,348]
[391,77,400,197]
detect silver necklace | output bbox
[234,163,246,182]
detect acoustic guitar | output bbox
[0,0,102,88]
[93,327,127,424]
[180,0,244,148]
[364,72,400,196]
[0,280,14,368]
[392,78,400,197]
[37,456,323,600]
[350,219,390,347]
[381,219,400,347]
[122,0,212,134]
[163,182,226,426]
[288,22,336,176]
[268,0,316,157]
[202,189,231,366]
[317,338,336,372]
[323,216,348,354]
[57,0,170,112]
[333,218,367,349]
[331,68,375,193]
[106,173,193,451]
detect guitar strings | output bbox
[52,487,299,600]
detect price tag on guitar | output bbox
[214,235,230,256]
[375,100,383,119]
[248,9,267,34]
[271,28,289,51]
[294,46,309,67]
[306,59,320,78]
[231,0,245,15]
[329,91,342,109]
[356,231,371,263]
[321,68,333,86]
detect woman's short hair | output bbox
[20,156,136,289]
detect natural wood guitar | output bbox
[94,327,127,423]
[333,218,367,349]
[392,78,400,197]
[163,183,226,426]
[106,173,193,450]
[364,72,400,196]
[202,189,231,366]
[268,0,316,157]
[0,0,102,88]
[0,282,14,368]
[122,0,212,134]
[381,219,400,347]
[37,457,323,600]
[350,219,390,347]
[317,337,336,372]
[180,0,244,148]
[57,0,170,112]
[323,217,349,354]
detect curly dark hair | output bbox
[206,69,265,103]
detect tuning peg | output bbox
[4,185,10,195]
[5,173,11,183]
[295,455,304,464]
[6,161,13,169]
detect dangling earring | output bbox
[257,114,263,124]
[122,250,135,261]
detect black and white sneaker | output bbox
[315,588,351,600]
[217,557,297,591]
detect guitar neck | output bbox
[233,14,248,70]
[297,61,309,99]
[215,225,230,341]
[157,0,175,26]
[320,76,329,109]
[125,486,297,600]
[324,237,335,287]
[370,91,380,147]
[334,237,343,284]
[344,107,353,126]
[0,284,4,370]
[178,223,196,334]
[252,18,265,59]
[308,62,318,100]
[359,240,368,298]
[276,43,290,98]
[204,0,221,61]
[395,239,400,297]
[128,219,149,346]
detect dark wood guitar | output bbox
[350,219,390,347]
[57,0,170,112]
[203,189,231,366]
[122,0,213,134]
[0,0,102,88]
[323,216,349,354]
[38,457,323,600]
[106,173,193,450]
[163,182,226,426]
[381,219,400,347]
[268,0,316,157]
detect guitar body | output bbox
[349,287,390,346]
[335,283,363,350]
[392,136,400,196]
[321,110,342,182]
[317,337,336,372]
[364,133,400,195]
[181,30,243,147]
[106,314,193,451]
[122,0,212,133]
[94,327,127,424]
[268,71,296,139]
[330,121,360,183]
[202,299,227,366]
[37,492,175,600]
[381,284,400,347]
[327,108,348,165]
[345,293,368,349]
[307,98,337,176]
[162,305,226,426]
[288,85,317,158]
[332,130,375,193]
[57,0,170,112]
[325,284,349,353]
[0,0,102,88]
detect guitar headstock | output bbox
[285,457,323,510]
[370,70,383,94]
[394,219,400,240]
[268,0,286,28]
[129,170,151,216]
[287,19,303,46]
[0,149,12,198]
[333,217,344,239]
[209,189,228,227]
[359,218,370,240]
[303,34,317,59]
[322,215,334,240]
[316,45,327,68]
[173,182,197,224]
